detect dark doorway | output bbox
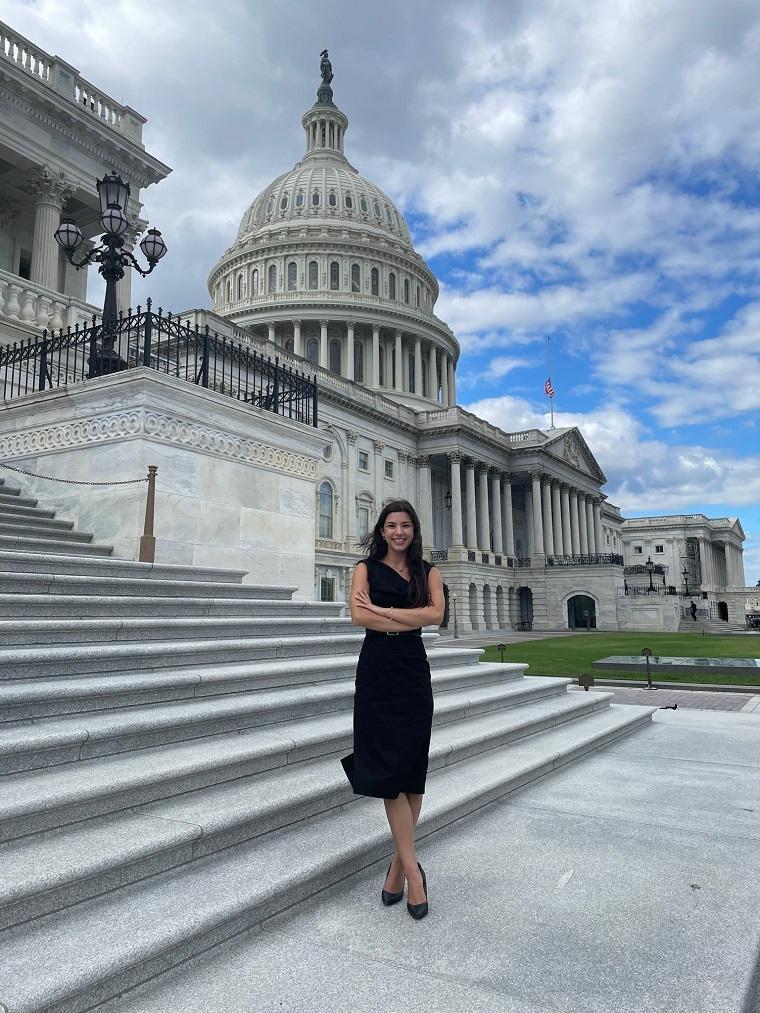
[568,594,597,630]
[718,601,729,622]
[517,587,533,631]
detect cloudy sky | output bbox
[10,0,760,582]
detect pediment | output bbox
[545,427,606,483]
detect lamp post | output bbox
[645,555,655,593]
[54,172,167,376]
[682,567,690,596]
[444,489,452,511]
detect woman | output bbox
[341,500,445,920]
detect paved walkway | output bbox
[569,684,753,712]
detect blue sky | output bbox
[9,0,760,583]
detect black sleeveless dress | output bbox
[341,558,435,799]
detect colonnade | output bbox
[438,454,604,557]
[267,318,456,405]
[700,538,745,588]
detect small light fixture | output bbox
[140,228,168,263]
[99,204,129,236]
[97,171,130,213]
[54,217,84,252]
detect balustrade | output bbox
[0,269,99,333]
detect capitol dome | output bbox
[208,54,459,410]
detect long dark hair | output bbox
[359,499,428,606]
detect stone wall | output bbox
[0,368,324,597]
[616,597,681,632]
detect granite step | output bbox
[0,549,253,586]
[0,592,344,619]
[0,665,557,775]
[0,672,567,837]
[0,703,654,1013]
[0,521,93,542]
[0,646,497,721]
[0,688,617,931]
[0,501,58,520]
[0,631,369,680]
[0,614,355,647]
[0,533,114,556]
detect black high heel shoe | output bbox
[407,862,428,920]
[381,861,404,906]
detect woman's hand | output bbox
[354,587,383,615]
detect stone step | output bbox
[0,630,370,680]
[0,519,88,540]
[0,703,654,1013]
[0,592,344,619]
[0,500,57,520]
[0,663,552,775]
[0,614,355,647]
[0,671,565,838]
[0,646,495,722]
[0,688,615,931]
[0,550,263,588]
[0,533,113,556]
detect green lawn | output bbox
[480,633,760,686]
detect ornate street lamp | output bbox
[682,567,690,596]
[645,555,655,593]
[54,172,167,375]
[444,488,452,511]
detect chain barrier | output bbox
[0,462,149,486]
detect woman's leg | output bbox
[383,795,426,904]
[384,791,424,892]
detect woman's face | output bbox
[382,511,415,552]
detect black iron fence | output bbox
[0,300,318,427]
[546,554,624,567]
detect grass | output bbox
[480,633,760,686]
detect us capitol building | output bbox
[0,30,748,633]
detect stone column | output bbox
[491,471,503,553]
[531,472,544,554]
[371,324,380,385]
[346,320,355,381]
[27,166,72,292]
[541,478,554,555]
[593,500,603,555]
[427,344,437,401]
[478,466,491,551]
[578,494,589,554]
[465,459,477,550]
[293,319,303,358]
[441,354,450,405]
[525,485,534,555]
[414,335,423,395]
[585,498,596,554]
[449,452,464,547]
[561,485,571,556]
[394,331,403,391]
[447,356,456,406]
[417,455,434,552]
[116,219,146,315]
[267,321,276,345]
[551,481,563,556]
[502,476,515,556]
[569,491,580,555]
[319,320,328,368]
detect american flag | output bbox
[544,378,556,398]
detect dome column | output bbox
[346,320,355,381]
[447,357,456,406]
[371,324,380,386]
[293,319,303,358]
[266,321,276,345]
[394,331,403,391]
[414,335,423,395]
[441,354,450,406]
[427,344,438,402]
[319,320,328,369]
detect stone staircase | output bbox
[0,474,655,1013]
[677,616,748,634]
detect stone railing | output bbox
[430,549,449,562]
[0,269,100,334]
[418,405,546,450]
[0,20,143,142]
[546,554,624,567]
[622,513,726,528]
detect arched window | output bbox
[328,191,337,207]
[404,278,410,304]
[329,338,342,374]
[285,338,294,354]
[407,350,415,392]
[373,200,381,218]
[360,196,368,213]
[386,205,393,224]
[351,263,361,293]
[371,267,379,296]
[388,272,396,300]
[306,337,319,364]
[329,261,340,291]
[295,191,304,208]
[354,340,364,383]
[416,284,420,307]
[318,481,334,539]
[266,197,274,216]
[308,260,319,289]
[226,280,231,303]
[236,274,243,299]
[311,190,321,207]
[268,264,277,293]
[280,194,288,211]
[251,268,258,295]
[287,261,297,291]
[345,193,353,209]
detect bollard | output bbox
[138,465,158,562]
[641,646,657,690]
[497,642,506,664]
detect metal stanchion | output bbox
[641,646,657,690]
[138,465,158,562]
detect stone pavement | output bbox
[570,683,752,712]
[100,709,760,1013]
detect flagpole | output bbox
[547,336,555,429]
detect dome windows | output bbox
[287,261,297,291]
[251,268,258,295]
[345,193,353,209]
[308,260,319,289]
[268,264,277,293]
[354,341,365,383]
[329,339,342,374]
[328,191,337,208]
[280,194,289,211]
[266,197,274,216]
[295,191,304,208]
[359,196,368,214]
[351,263,361,293]
[329,261,340,290]
[415,283,420,307]
[311,190,321,207]
[306,337,319,364]
[237,273,244,300]
[385,205,393,224]
[404,278,410,304]
[388,272,396,300]
[371,267,379,296]
[373,200,381,218]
